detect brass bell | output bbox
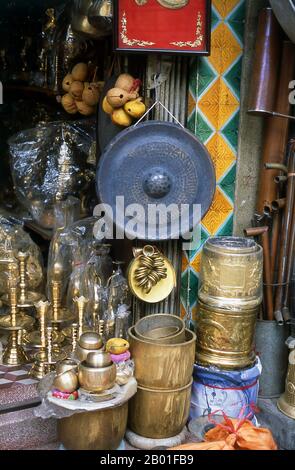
[277,349,295,419]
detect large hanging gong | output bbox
[96,121,215,240]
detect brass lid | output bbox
[78,332,103,350]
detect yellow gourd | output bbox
[124,98,146,118]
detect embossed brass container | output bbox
[128,327,196,389]
[58,402,128,450]
[195,301,257,370]
[277,349,295,419]
[199,237,263,309]
[128,380,192,439]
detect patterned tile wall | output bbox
[181,0,246,321]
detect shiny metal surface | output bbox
[277,349,295,419]
[199,237,263,309]
[58,402,128,449]
[270,0,295,44]
[134,313,185,344]
[128,380,192,439]
[78,361,116,392]
[128,327,195,389]
[196,301,257,370]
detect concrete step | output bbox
[0,407,57,450]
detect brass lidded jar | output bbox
[198,237,263,310]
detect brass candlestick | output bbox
[30,301,49,379]
[24,300,63,349]
[15,252,45,308]
[47,278,75,325]
[44,326,66,370]
[71,323,78,354]
[0,266,35,331]
[2,280,29,366]
[74,296,88,339]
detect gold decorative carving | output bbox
[170,12,203,47]
[121,12,155,47]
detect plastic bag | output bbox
[0,214,44,293]
[170,414,277,451]
[9,121,95,228]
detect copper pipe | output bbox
[271,198,286,212]
[270,211,280,283]
[244,226,273,321]
[248,8,282,115]
[256,41,295,214]
[282,175,295,323]
[274,145,295,324]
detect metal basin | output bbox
[128,327,196,389]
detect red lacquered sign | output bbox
[114,0,211,54]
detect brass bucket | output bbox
[128,380,192,439]
[195,301,257,370]
[277,349,295,419]
[57,402,128,450]
[199,237,263,309]
[134,313,185,344]
[128,327,196,389]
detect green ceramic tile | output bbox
[197,58,217,97]
[228,2,246,43]
[222,111,240,151]
[217,213,234,236]
[211,6,221,31]
[219,164,236,201]
[224,57,242,98]
[189,58,199,99]
[195,112,214,143]
[187,110,196,134]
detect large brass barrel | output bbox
[195,301,257,370]
[199,237,263,309]
[128,327,196,389]
[128,380,192,439]
[57,402,128,450]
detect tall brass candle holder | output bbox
[2,277,29,365]
[30,324,66,379]
[62,296,92,340]
[24,300,62,349]
[16,251,45,308]
[71,323,78,354]
[48,275,76,325]
[30,302,50,379]
[0,261,35,332]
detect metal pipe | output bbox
[274,175,288,183]
[274,145,295,324]
[248,8,282,116]
[270,210,280,283]
[282,173,295,322]
[264,163,288,173]
[256,41,295,214]
[244,226,273,321]
[272,198,286,212]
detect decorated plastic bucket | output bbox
[190,357,262,422]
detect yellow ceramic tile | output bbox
[209,23,242,74]
[182,252,189,272]
[191,304,199,323]
[198,77,239,129]
[206,133,236,180]
[190,252,201,274]
[213,0,240,19]
[188,91,196,116]
[202,187,233,235]
[180,304,186,319]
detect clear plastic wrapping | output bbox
[9,121,96,229]
[0,214,44,293]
